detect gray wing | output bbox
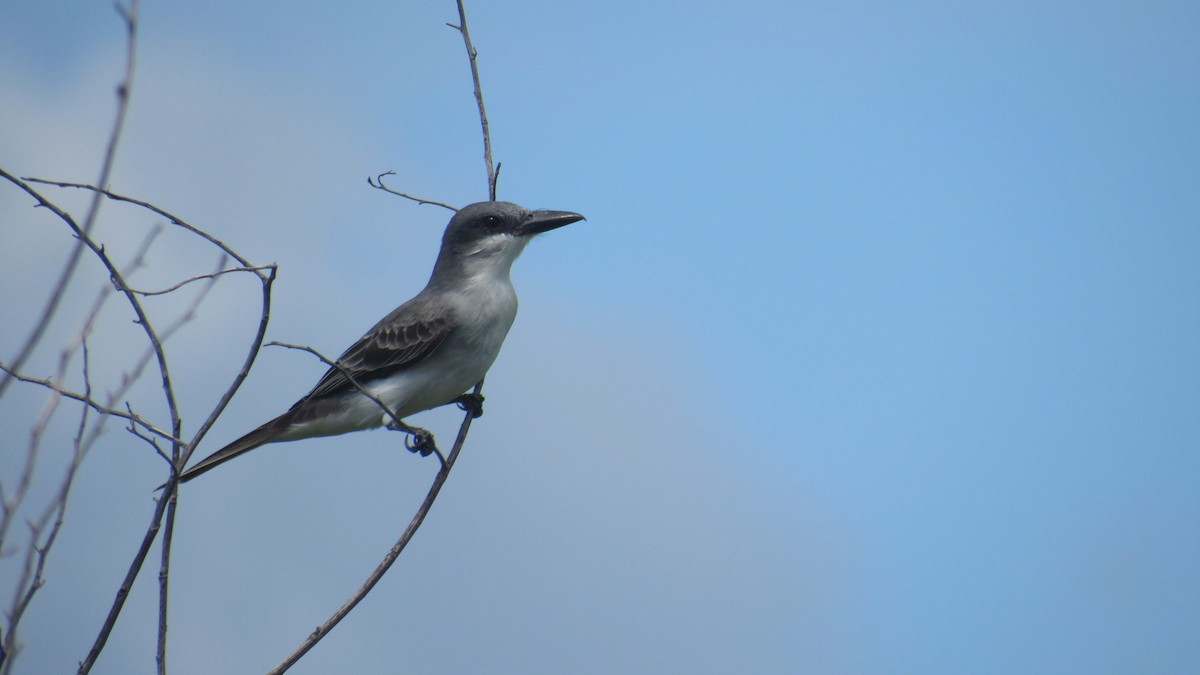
[177,298,454,483]
[299,298,454,403]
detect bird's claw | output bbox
[387,419,439,457]
[404,427,437,457]
[453,392,485,419]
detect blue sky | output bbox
[2,1,1198,673]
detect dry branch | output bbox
[367,172,459,212]
[0,0,137,402]
[448,0,498,200]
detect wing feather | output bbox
[299,299,453,403]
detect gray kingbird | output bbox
[177,201,583,482]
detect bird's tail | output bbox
[177,416,288,483]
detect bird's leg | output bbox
[386,418,439,458]
[452,392,485,419]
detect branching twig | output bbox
[367,172,458,212]
[1,0,283,672]
[1,226,161,674]
[0,223,163,591]
[0,218,224,674]
[0,340,94,675]
[75,248,271,675]
[0,244,230,671]
[0,0,138,401]
[23,178,256,269]
[0,358,182,448]
[19,172,188,466]
[89,255,276,675]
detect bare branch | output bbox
[1,234,243,670]
[1,0,284,671]
[0,223,165,566]
[16,180,281,473]
[366,172,458,212]
[36,171,188,467]
[0,340,95,675]
[449,0,498,200]
[77,247,232,673]
[80,489,166,674]
[0,214,224,672]
[0,0,139,402]
[173,263,276,472]
[23,178,258,269]
[0,365,182,448]
[0,170,90,403]
[156,490,176,675]
[125,263,272,297]
[97,258,276,675]
[267,379,483,674]
[0,180,186,459]
[125,404,166,457]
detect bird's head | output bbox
[435,201,584,275]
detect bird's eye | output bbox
[482,215,502,229]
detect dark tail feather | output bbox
[177,416,288,483]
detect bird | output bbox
[176,201,583,483]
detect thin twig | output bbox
[125,263,270,297]
[157,489,175,675]
[0,1,285,672]
[46,183,187,671]
[0,242,228,670]
[0,340,94,675]
[1,225,158,673]
[0,169,90,403]
[265,342,424,450]
[145,259,276,673]
[0,0,138,401]
[0,367,182,446]
[174,264,276,472]
[24,178,256,268]
[448,0,498,200]
[82,487,165,674]
[0,224,163,563]
[146,253,230,675]
[126,405,166,458]
[367,172,458,212]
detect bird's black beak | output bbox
[516,209,585,236]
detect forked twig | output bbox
[75,248,275,675]
[367,172,458,212]
[0,0,138,402]
[23,178,256,268]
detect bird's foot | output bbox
[386,419,439,457]
[406,429,438,457]
[453,392,485,419]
